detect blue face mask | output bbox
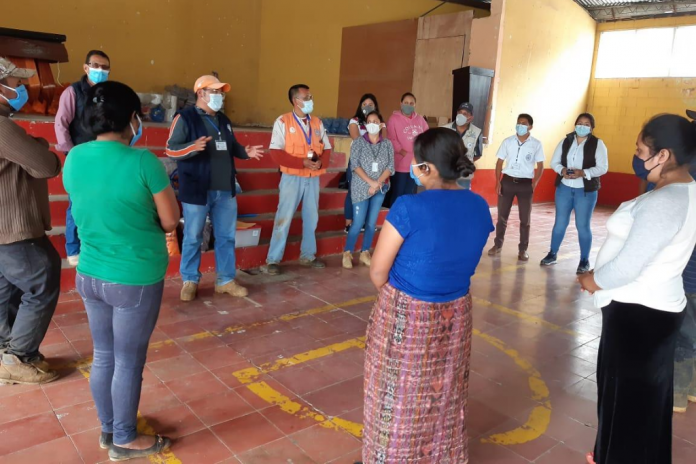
[409,163,426,187]
[88,68,109,84]
[516,124,529,137]
[1,84,29,111]
[301,99,314,115]
[632,154,659,180]
[575,125,592,138]
[130,115,142,147]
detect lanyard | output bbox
[204,116,222,137]
[515,138,528,163]
[292,112,312,146]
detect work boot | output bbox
[180,281,198,302]
[342,251,353,269]
[0,354,58,385]
[299,258,326,269]
[487,245,502,256]
[540,252,558,266]
[674,358,694,413]
[215,280,248,298]
[27,353,50,371]
[359,251,372,267]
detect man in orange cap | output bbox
[166,75,263,301]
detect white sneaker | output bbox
[67,255,79,267]
[342,251,353,269]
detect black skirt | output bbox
[594,300,686,464]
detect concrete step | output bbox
[58,228,381,292]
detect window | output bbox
[595,26,696,78]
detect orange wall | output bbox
[5,0,263,125]
[587,16,696,174]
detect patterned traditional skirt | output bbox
[362,284,473,464]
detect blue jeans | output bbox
[344,169,353,222]
[267,174,320,264]
[181,190,238,285]
[65,199,81,257]
[550,183,598,261]
[76,273,163,446]
[344,192,385,252]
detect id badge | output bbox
[215,140,228,151]
[371,162,379,173]
[511,163,520,170]
[307,149,314,159]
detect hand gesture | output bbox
[245,145,265,160]
[193,136,212,151]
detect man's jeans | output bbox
[76,273,163,446]
[0,236,61,360]
[550,183,598,261]
[65,199,81,257]
[267,174,320,264]
[344,192,385,253]
[181,190,238,286]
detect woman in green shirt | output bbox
[63,81,179,461]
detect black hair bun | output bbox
[455,150,476,178]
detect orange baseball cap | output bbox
[193,75,231,93]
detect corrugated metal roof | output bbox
[574,0,696,21]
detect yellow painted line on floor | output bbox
[75,366,182,463]
[474,329,552,445]
[230,332,552,445]
[472,297,578,336]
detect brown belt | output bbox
[503,174,532,184]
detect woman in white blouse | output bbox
[578,114,696,464]
[541,113,609,274]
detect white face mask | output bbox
[365,123,381,135]
[456,113,469,126]
[207,93,224,112]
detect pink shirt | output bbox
[386,110,429,173]
[55,86,76,153]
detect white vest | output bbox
[461,124,481,161]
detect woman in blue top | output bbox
[360,128,493,464]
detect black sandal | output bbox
[99,432,113,450]
[108,435,171,462]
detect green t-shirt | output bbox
[63,141,171,285]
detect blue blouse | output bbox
[387,189,494,303]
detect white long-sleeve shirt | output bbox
[550,137,608,188]
[593,181,696,312]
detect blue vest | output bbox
[68,76,96,149]
[176,106,241,205]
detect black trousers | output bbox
[0,236,61,360]
[594,300,685,464]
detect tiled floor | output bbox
[1,203,695,463]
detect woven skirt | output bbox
[362,284,473,464]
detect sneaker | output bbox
[0,354,58,385]
[299,258,326,269]
[577,259,591,274]
[487,245,502,256]
[540,252,557,266]
[180,281,198,302]
[518,251,529,262]
[359,251,372,266]
[67,255,79,267]
[342,251,353,269]
[264,263,281,275]
[99,432,113,450]
[215,280,249,298]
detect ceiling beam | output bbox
[441,0,492,11]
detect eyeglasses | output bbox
[87,62,111,71]
[295,95,313,102]
[413,162,429,172]
[204,88,225,95]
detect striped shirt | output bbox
[0,106,62,244]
